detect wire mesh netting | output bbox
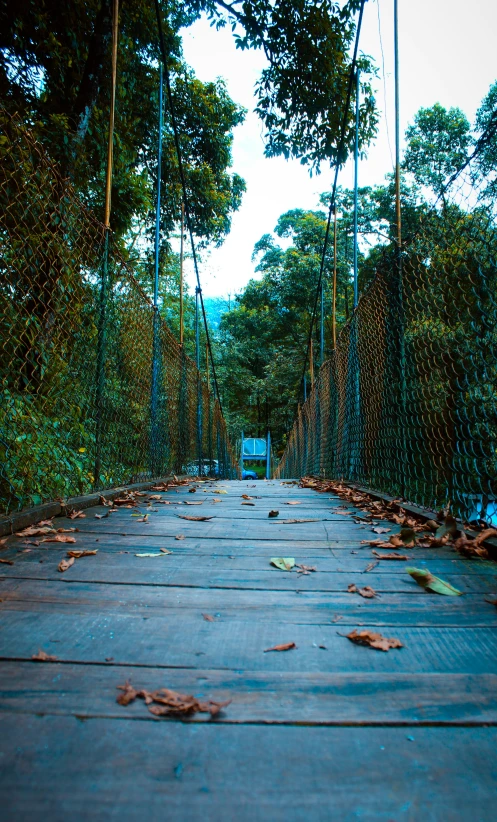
[276,142,497,525]
[0,112,238,515]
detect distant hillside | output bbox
[202,296,231,333]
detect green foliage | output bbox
[198,0,379,171]
[403,103,472,198]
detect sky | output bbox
[180,0,497,298]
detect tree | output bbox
[403,103,472,200]
[474,80,497,198]
[0,0,246,246]
[195,0,378,171]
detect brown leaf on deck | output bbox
[241,494,253,500]
[263,642,296,652]
[177,515,213,522]
[268,510,279,518]
[32,649,58,662]
[16,526,54,538]
[95,512,109,519]
[202,613,215,621]
[364,561,379,572]
[42,535,77,544]
[343,629,403,652]
[284,501,301,505]
[67,550,98,558]
[372,526,391,534]
[116,680,138,705]
[175,534,185,540]
[454,528,497,560]
[58,557,75,572]
[0,558,14,565]
[68,510,86,519]
[347,583,357,593]
[358,586,378,598]
[183,501,203,506]
[117,682,231,717]
[372,550,409,560]
[296,564,316,575]
[241,501,255,506]
[136,514,149,522]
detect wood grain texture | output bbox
[1,477,497,819]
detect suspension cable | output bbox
[153,0,224,415]
[297,0,366,401]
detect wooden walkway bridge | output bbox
[1,478,497,820]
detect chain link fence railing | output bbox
[0,112,238,515]
[276,146,497,525]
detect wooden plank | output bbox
[2,555,496,593]
[1,611,497,674]
[1,577,495,626]
[2,543,491,574]
[0,715,496,820]
[1,662,497,725]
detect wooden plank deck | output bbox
[1,478,497,820]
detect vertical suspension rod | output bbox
[153,62,163,309]
[353,67,360,309]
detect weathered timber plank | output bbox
[1,612,497,673]
[2,556,496,593]
[1,578,495,626]
[1,662,497,725]
[0,716,496,821]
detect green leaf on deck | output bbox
[406,567,462,596]
[135,552,169,558]
[270,557,295,571]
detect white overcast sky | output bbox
[180,0,497,298]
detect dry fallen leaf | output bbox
[282,518,319,524]
[202,613,215,621]
[212,499,222,504]
[364,561,379,572]
[263,642,296,653]
[16,526,54,538]
[285,501,301,505]
[183,501,203,506]
[372,526,391,534]
[268,510,279,518]
[358,586,379,599]
[241,501,255,506]
[42,535,77,544]
[58,557,75,572]
[175,534,185,540]
[117,681,231,717]
[95,512,109,519]
[67,549,98,558]
[32,649,58,662]
[296,564,316,575]
[177,515,213,522]
[342,629,403,652]
[454,528,497,560]
[348,583,357,593]
[372,550,409,560]
[0,558,14,565]
[160,548,172,554]
[68,510,86,519]
[241,494,253,500]
[136,515,149,523]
